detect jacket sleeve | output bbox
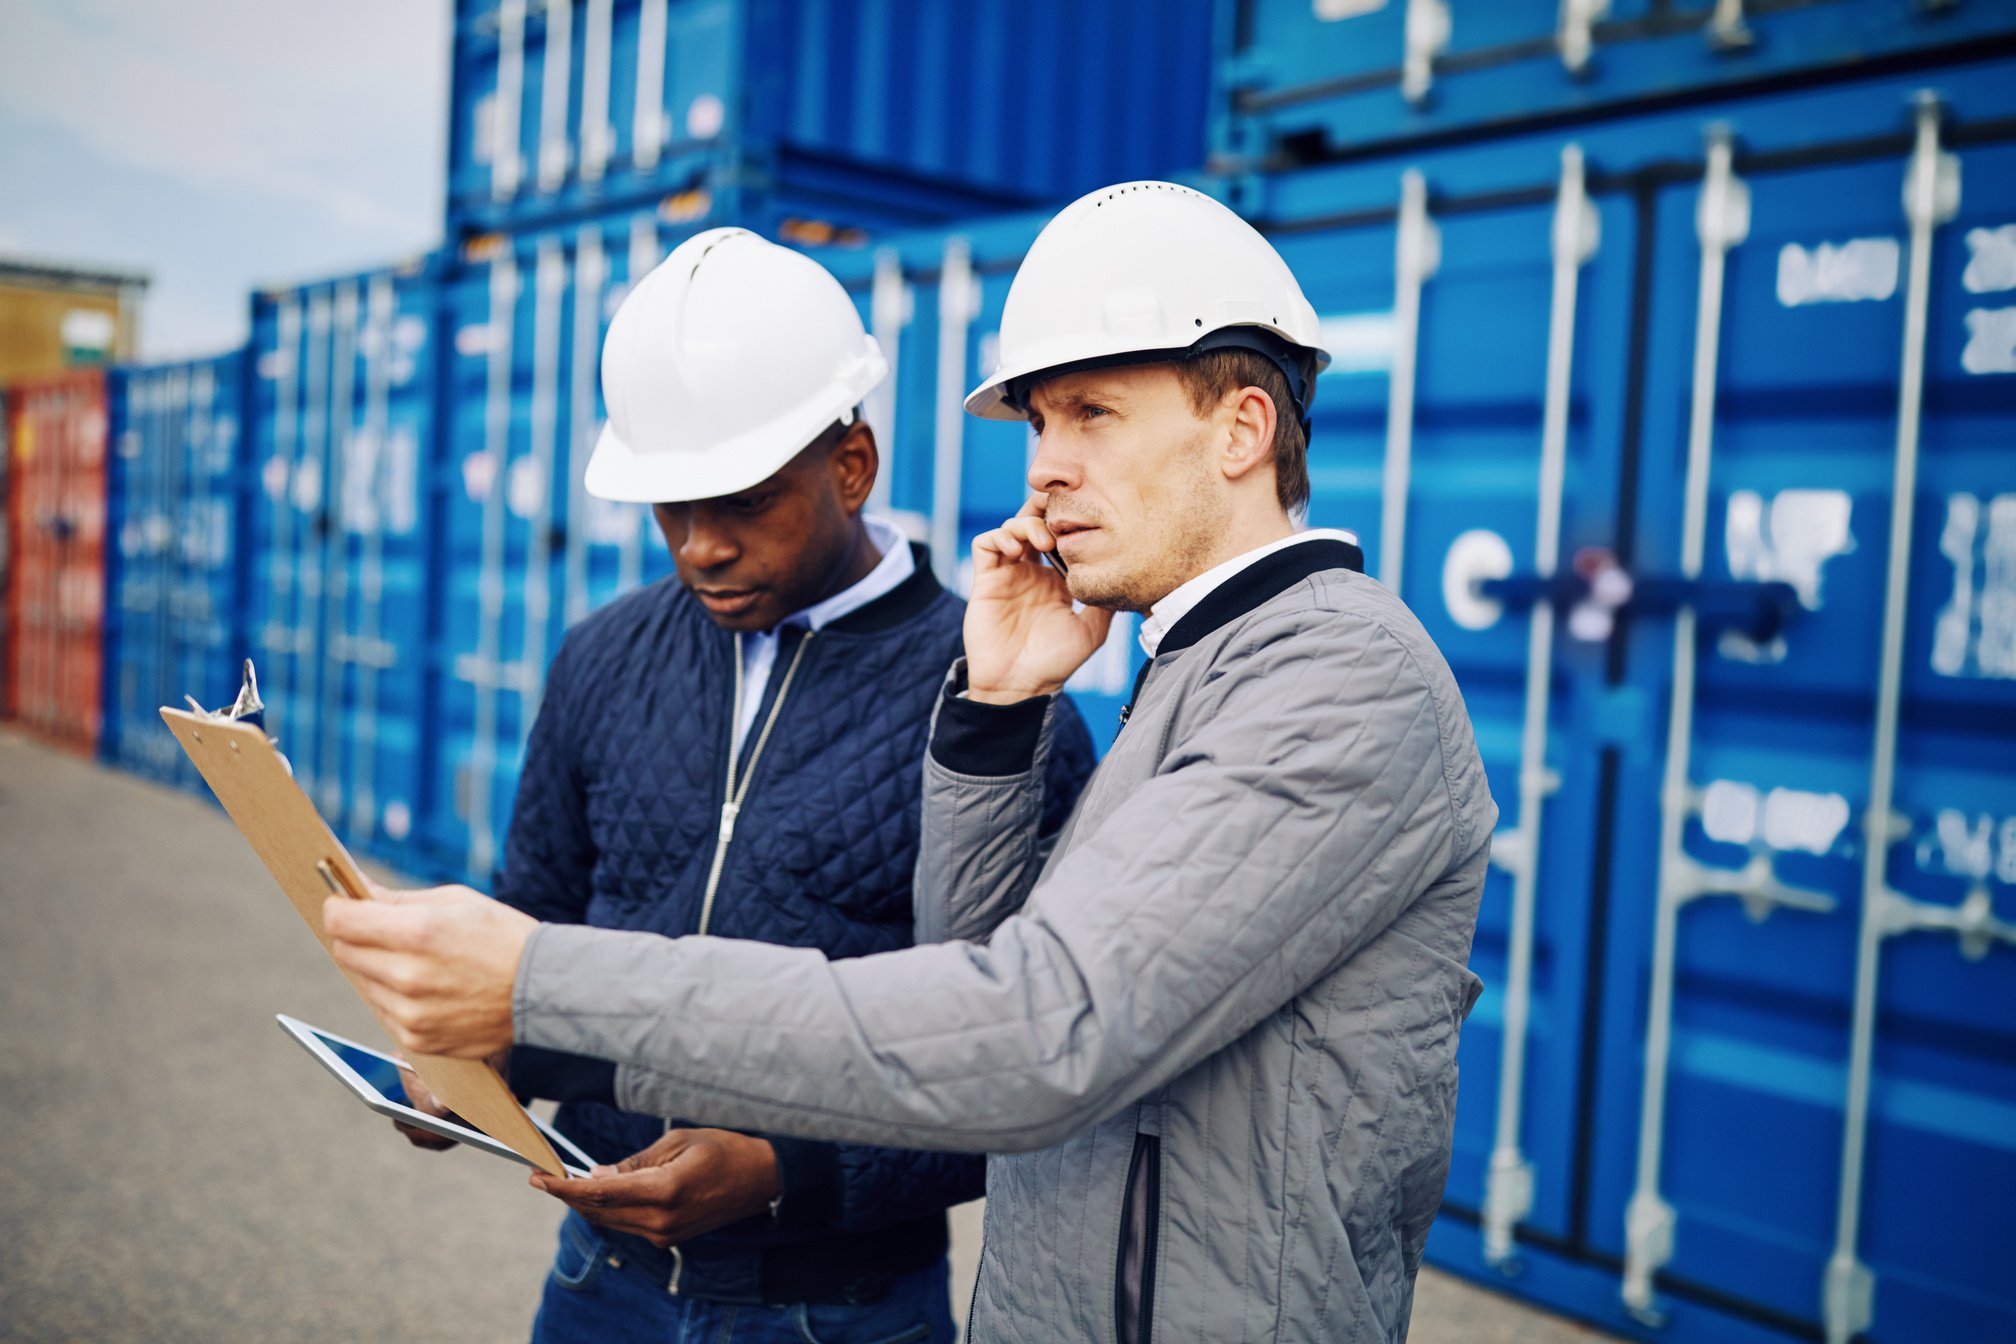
[514,607,1483,1154]
[912,659,1098,945]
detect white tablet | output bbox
[277,1013,598,1178]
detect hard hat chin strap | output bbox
[1006,327,1317,443]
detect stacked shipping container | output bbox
[102,353,251,786]
[3,371,107,755]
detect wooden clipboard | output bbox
[160,699,568,1177]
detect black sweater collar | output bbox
[1155,538,1365,657]
[824,543,946,635]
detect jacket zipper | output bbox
[695,629,815,937]
[1114,1132,1161,1344]
[664,627,818,1256]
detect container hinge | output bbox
[1557,0,1609,76]
[1822,1252,1874,1342]
[1695,125,1751,251]
[1402,0,1451,105]
[1902,93,1961,231]
[1481,1149,1535,1271]
[1706,0,1754,51]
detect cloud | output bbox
[0,0,447,235]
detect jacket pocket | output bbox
[1115,1133,1161,1344]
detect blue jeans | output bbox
[530,1212,958,1344]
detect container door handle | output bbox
[1824,92,1963,1344]
[1381,170,1440,596]
[1623,124,1757,1326]
[1482,143,1597,1273]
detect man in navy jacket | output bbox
[398,228,1095,1341]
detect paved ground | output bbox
[0,729,1618,1342]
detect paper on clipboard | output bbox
[160,662,567,1177]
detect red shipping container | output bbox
[4,369,107,755]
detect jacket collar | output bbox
[825,543,945,634]
[1154,538,1365,657]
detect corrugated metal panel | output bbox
[3,369,107,755]
[421,213,670,884]
[444,0,1213,237]
[246,260,441,870]
[102,353,251,788]
[1228,57,2016,1344]
[1219,0,2016,171]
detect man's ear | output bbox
[1220,386,1277,484]
[830,419,879,513]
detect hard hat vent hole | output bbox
[1194,318,1203,327]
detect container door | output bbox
[251,291,345,814]
[1269,150,1634,1258]
[1589,113,2016,1341]
[4,374,106,755]
[310,275,434,865]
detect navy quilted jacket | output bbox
[495,544,1096,1286]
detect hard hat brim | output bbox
[585,345,887,504]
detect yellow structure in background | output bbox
[0,259,148,383]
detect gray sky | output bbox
[0,0,450,360]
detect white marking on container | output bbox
[1961,305,2016,374]
[1441,528,1514,631]
[1916,810,2016,884]
[1776,238,1900,306]
[1962,225,2016,294]
[1932,492,2016,679]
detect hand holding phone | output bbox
[963,494,1114,704]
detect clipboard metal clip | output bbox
[185,659,267,725]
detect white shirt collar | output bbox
[786,514,915,632]
[1138,528,1360,658]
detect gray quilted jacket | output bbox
[514,538,1496,1342]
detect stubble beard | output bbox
[1058,452,1229,614]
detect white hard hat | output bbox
[965,181,1330,432]
[587,227,888,503]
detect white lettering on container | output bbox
[1776,238,1900,307]
[1961,306,2016,375]
[1932,492,2016,681]
[1916,811,2016,885]
[1962,225,2016,294]
[1701,779,1852,855]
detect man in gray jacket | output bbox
[329,181,1497,1343]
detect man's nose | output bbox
[1027,431,1080,496]
[679,515,740,570]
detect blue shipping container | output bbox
[421,210,675,884]
[102,353,252,789]
[1216,0,2016,172]
[247,260,442,871]
[445,0,1213,236]
[804,53,2016,1343]
[1227,56,2016,1344]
